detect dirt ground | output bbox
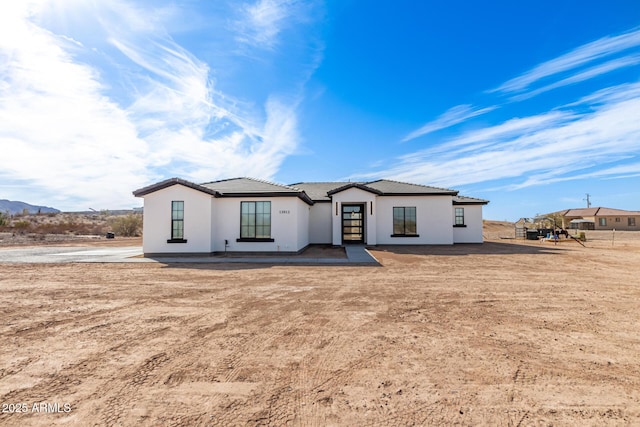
[1,224,639,426]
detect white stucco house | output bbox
[133,177,488,255]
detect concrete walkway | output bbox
[344,245,379,264]
[0,245,380,265]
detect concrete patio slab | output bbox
[0,245,380,265]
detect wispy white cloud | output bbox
[510,54,640,101]
[402,111,573,156]
[356,82,640,189]
[493,27,640,96]
[0,1,150,209]
[234,0,304,50]
[390,27,640,192]
[402,104,497,142]
[0,0,316,210]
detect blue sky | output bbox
[1,0,639,220]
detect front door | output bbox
[342,204,364,244]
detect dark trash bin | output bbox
[106,232,115,239]
[526,230,539,240]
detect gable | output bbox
[329,186,379,201]
[327,183,383,196]
[133,178,218,198]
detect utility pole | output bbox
[584,193,591,208]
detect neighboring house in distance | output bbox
[560,207,640,230]
[132,177,488,256]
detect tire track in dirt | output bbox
[2,308,200,424]
[8,303,140,339]
[92,310,232,425]
[244,304,363,426]
[286,315,392,426]
[286,314,332,426]
[0,319,176,425]
[0,321,165,401]
[99,352,171,426]
[212,311,315,426]
[0,356,38,381]
[216,312,306,384]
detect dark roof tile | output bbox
[133,178,218,197]
[365,179,458,195]
[453,195,489,205]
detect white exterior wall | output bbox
[452,205,484,243]
[330,188,377,245]
[139,182,485,254]
[211,197,308,253]
[375,196,454,245]
[141,185,214,254]
[296,201,310,250]
[308,203,332,244]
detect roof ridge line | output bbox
[368,178,457,193]
[202,177,301,192]
[244,176,301,191]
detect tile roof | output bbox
[134,177,314,205]
[135,177,485,205]
[596,207,640,216]
[290,182,352,201]
[453,195,489,205]
[201,177,300,194]
[563,207,640,217]
[293,179,458,201]
[133,178,219,197]
[364,179,458,195]
[562,208,601,217]
[327,182,384,196]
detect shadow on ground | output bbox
[369,240,582,257]
[155,261,378,271]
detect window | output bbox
[168,201,186,243]
[239,201,273,241]
[599,218,607,226]
[454,207,465,226]
[392,207,418,236]
[615,217,621,222]
[629,217,636,226]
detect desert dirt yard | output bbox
[0,225,639,426]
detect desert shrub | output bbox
[35,222,68,234]
[109,214,142,237]
[0,212,7,227]
[13,220,31,230]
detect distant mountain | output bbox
[0,199,60,215]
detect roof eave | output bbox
[453,200,489,205]
[133,178,219,198]
[326,183,384,196]
[387,191,459,197]
[217,192,314,205]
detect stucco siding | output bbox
[141,184,213,254]
[452,205,484,243]
[296,199,310,250]
[330,188,377,245]
[376,196,454,245]
[137,179,486,253]
[309,203,332,244]
[212,197,306,252]
[595,216,640,230]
